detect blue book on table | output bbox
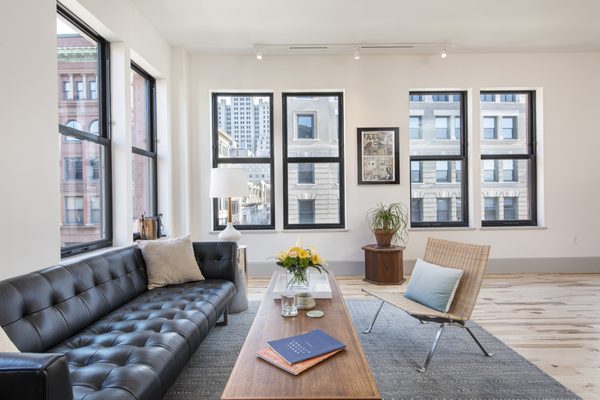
[267,329,346,365]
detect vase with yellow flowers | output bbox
[274,245,327,289]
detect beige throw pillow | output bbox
[138,235,205,290]
[0,327,19,352]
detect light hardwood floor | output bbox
[248,274,600,399]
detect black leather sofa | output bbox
[0,241,238,400]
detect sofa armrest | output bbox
[0,352,73,400]
[193,241,238,286]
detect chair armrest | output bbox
[0,352,73,400]
[192,241,238,286]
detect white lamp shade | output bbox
[209,168,250,198]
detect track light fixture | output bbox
[353,47,360,60]
[256,48,263,60]
[440,47,447,58]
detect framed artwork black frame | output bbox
[357,127,400,185]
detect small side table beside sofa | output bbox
[362,244,405,285]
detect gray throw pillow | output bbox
[404,258,463,312]
[138,235,205,290]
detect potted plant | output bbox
[366,202,409,248]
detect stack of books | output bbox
[256,329,346,375]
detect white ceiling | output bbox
[130,0,600,55]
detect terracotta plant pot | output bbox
[374,229,396,248]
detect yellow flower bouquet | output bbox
[274,245,327,288]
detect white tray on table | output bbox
[272,271,332,299]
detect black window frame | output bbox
[211,92,275,231]
[481,90,537,226]
[282,92,345,229]
[410,90,469,228]
[58,3,112,258]
[131,61,158,221]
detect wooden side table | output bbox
[362,244,405,285]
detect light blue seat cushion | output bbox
[404,258,463,312]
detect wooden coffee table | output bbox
[221,271,381,400]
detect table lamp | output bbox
[209,168,249,241]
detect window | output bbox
[436,198,451,222]
[455,161,462,183]
[503,197,517,220]
[297,163,315,184]
[481,94,495,102]
[131,63,157,222]
[502,116,517,139]
[88,159,99,180]
[89,197,101,224]
[481,91,537,225]
[483,160,498,182]
[212,93,274,229]
[88,80,97,100]
[484,197,499,220]
[410,91,467,227]
[500,94,516,102]
[436,161,450,182]
[503,160,517,182]
[435,116,450,139]
[62,81,71,100]
[454,116,461,140]
[410,94,423,102]
[296,114,315,139]
[75,80,84,100]
[411,198,423,222]
[64,196,84,225]
[410,161,422,183]
[298,199,315,224]
[409,116,422,139]
[283,92,344,228]
[58,4,111,256]
[483,117,497,139]
[64,157,83,180]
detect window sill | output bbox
[479,225,547,231]
[209,228,350,234]
[408,227,476,232]
[62,245,123,263]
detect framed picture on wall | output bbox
[357,127,400,185]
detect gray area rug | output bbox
[164,300,579,400]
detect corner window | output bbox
[58,4,111,256]
[211,93,274,229]
[480,91,537,226]
[409,91,468,227]
[283,92,344,228]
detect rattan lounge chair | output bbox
[362,237,492,372]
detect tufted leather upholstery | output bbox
[0,242,238,400]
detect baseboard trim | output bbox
[247,257,600,277]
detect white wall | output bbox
[188,53,600,273]
[0,0,61,275]
[0,0,177,279]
